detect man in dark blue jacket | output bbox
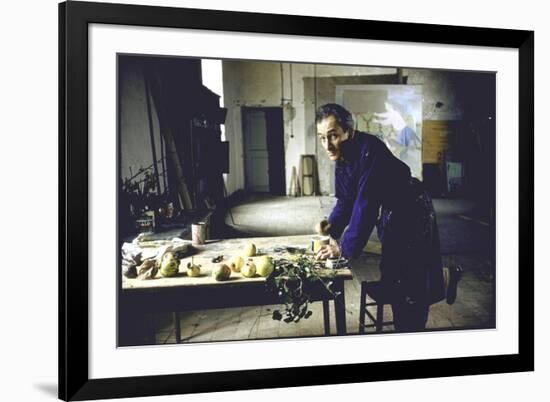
[314,103,445,332]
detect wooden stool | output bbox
[359,281,393,333]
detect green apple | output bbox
[159,252,179,277]
[241,261,256,278]
[186,262,201,277]
[212,264,231,281]
[243,243,257,257]
[230,256,245,273]
[256,255,274,277]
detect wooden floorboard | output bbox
[234,306,263,340]
[255,306,282,340]
[296,303,325,337]
[153,262,493,343]
[144,195,495,345]
[209,308,243,342]
[178,310,202,342]
[185,309,220,343]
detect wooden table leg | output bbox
[322,300,330,335]
[174,311,181,344]
[333,280,347,335]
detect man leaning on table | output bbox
[313,103,455,332]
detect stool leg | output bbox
[359,283,367,334]
[322,300,330,335]
[376,305,384,332]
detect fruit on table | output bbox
[212,263,231,281]
[229,256,245,273]
[159,252,179,277]
[243,243,257,257]
[256,255,274,277]
[136,259,158,280]
[241,260,256,278]
[186,262,201,277]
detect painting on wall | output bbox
[336,85,423,179]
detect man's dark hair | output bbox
[315,103,355,133]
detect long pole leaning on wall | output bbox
[145,70,193,210]
[313,64,319,196]
[281,62,293,196]
[143,76,161,195]
[158,115,168,192]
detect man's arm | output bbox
[326,197,353,239]
[340,147,384,259]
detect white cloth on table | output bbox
[121,234,192,279]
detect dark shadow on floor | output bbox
[34,383,58,398]
[212,223,256,239]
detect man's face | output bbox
[317,115,350,161]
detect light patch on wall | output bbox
[201,59,225,140]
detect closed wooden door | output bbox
[243,110,269,192]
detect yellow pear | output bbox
[186,263,201,277]
[257,255,274,277]
[241,261,257,278]
[243,243,257,257]
[230,255,245,273]
[159,252,179,277]
[212,264,231,281]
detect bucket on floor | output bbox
[192,221,207,245]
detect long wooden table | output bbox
[120,235,352,345]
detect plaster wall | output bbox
[119,60,165,194]
[222,60,489,195]
[222,60,397,195]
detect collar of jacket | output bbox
[337,131,362,166]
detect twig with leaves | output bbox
[266,255,338,323]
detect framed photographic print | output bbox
[59,0,534,400]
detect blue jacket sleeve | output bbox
[340,148,384,259]
[327,197,352,239]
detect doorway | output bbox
[241,107,286,195]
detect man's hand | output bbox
[315,243,341,260]
[314,219,331,236]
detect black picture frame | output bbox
[59,1,534,400]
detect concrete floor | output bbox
[152,194,495,344]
